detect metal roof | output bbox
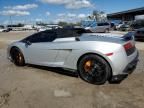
[107,7,144,16]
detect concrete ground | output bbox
[0,31,144,108]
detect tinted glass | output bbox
[104,23,110,26]
[97,23,103,26]
[97,23,109,26]
[56,28,90,38]
[39,31,56,42]
[56,29,74,38]
[23,33,38,43]
[25,30,56,43]
[56,29,83,38]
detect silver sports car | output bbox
[7,28,139,85]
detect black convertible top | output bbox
[21,27,91,43]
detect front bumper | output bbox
[110,52,139,83]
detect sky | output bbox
[0,0,144,25]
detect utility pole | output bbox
[9,15,12,26]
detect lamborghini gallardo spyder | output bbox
[7,28,139,84]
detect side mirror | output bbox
[25,40,32,46]
[26,41,32,45]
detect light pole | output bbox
[9,15,13,26]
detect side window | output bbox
[38,31,56,42]
[104,23,109,26]
[97,23,103,26]
[57,29,74,38]
[26,31,56,43]
[25,33,40,43]
[97,23,109,26]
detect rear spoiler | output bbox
[122,32,135,41]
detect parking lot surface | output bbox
[0,31,144,108]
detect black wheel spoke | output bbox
[86,74,93,81]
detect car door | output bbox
[94,23,103,32]
[53,29,77,66]
[24,30,58,66]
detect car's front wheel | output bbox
[78,54,111,85]
[10,47,25,66]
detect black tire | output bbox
[10,47,25,66]
[78,54,111,85]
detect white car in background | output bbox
[85,22,110,33]
[116,23,123,30]
[0,27,10,32]
[0,28,5,32]
[38,27,52,32]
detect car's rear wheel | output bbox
[10,47,25,66]
[105,28,109,33]
[78,54,111,85]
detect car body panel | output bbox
[25,43,58,66]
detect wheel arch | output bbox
[10,46,21,55]
[10,46,25,61]
[77,52,113,77]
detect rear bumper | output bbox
[110,51,139,83]
[123,52,139,74]
[109,74,128,83]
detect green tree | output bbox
[88,10,106,22]
[17,23,24,27]
[58,22,68,27]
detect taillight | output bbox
[124,42,135,56]
[124,42,133,50]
